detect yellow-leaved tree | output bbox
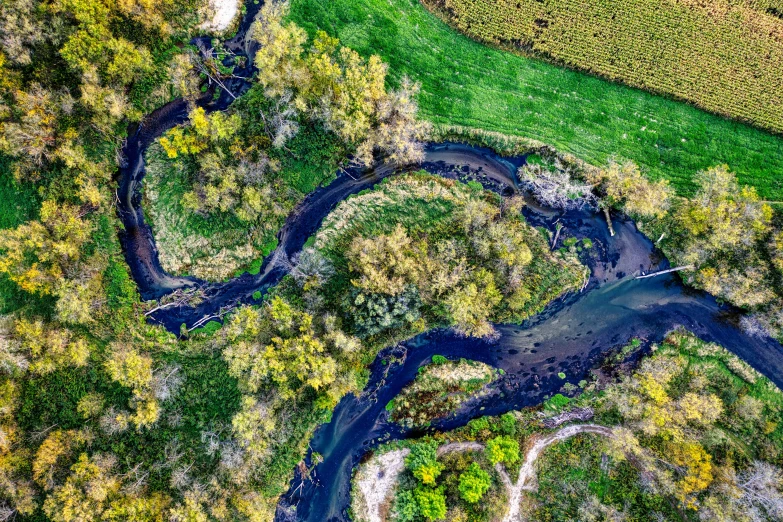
[252,0,429,166]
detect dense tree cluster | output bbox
[0,200,107,325]
[632,165,783,337]
[521,156,672,220]
[308,174,585,341]
[0,0,204,183]
[387,433,512,521]
[586,160,673,220]
[253,0,430,167]
[368,331,783,521]
[664,166,775,306]
[149,3,433,279]
[584,331,783,518]
[158,106,287,224]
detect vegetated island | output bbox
[387,356,502,429]
[351,330,783,522]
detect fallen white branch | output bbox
[636,265,694,279]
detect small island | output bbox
[387,356,501,428]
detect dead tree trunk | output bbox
[551,225,562,250]
[602,207,615,237]
[636,265,694,279]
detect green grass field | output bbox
[422,0,783,135]
[288,0,783,198]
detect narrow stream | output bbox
[276,205,783,522]
[110,2,783,521]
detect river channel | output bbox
[112,3,783,521]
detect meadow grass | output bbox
[289,0,783,198]
[422,0,783,135]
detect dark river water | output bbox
[112,2,783,521]
[275,210,783,522]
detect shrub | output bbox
[486,436,520,465]
[458,463,492,503]
[544,393,570,411]
[468,416,491,436]
[492,412,517,436]
[414,485,447,521]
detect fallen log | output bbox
[636,265,694,279]
[542,407,594,429]
[602,207,615,236]
[551,224,562,250]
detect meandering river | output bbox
[114,3,783,521]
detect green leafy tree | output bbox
[406,441,444,486]
[458,462,492,503]
[347,286,422,338]
[221,297,337,398]
[486,436,520,466]
[414,485,447,521]
[589,160,673,219]
[253,1,427,166]
[393,489,420,522]
[445,268,502,338]
[0,200,92,295]
[13,318,91,374]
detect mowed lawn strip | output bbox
[288,0,783,198]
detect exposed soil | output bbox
[352,448,410,522]
[200,0,240,32]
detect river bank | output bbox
[106,2,783,521]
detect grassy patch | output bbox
[421,0,783,135]
[289,0,783,198]
[0,155,43,314]
[534,434,677,520]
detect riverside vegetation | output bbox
[387,356,501,428]
[287,0,783,198]
[144,1,428,279]
[192,171,586,517]
[0,0,782,520]
[0,1,586,506]
[353,330,783,521]
[0,1,440,519]
[517,152,783,342]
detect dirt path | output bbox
[352,424,615,522]
[503,424,615,522]
[353,448,410,522]
[352,424,614,522]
